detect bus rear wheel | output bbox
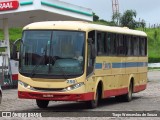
[124,82,133,102]
[36,100,49,108]
[115,82,133,102]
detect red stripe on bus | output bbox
[103,84,147,98]
[104,87,128,98]
[133,84,147,93]
[18,91,94,101]
[18,84,146,101]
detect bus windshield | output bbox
[20,30,85,78]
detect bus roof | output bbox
[23,21,147,37]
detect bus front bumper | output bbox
[18,91,94,101]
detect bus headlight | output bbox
[18,81,32,89]
[63,82,84,91]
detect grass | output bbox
[0,28,22,43]
[148,67,160,71]
[0,26,160,63]
[144,28,160,62]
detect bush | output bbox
[148,57,160,63]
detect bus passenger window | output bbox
[110,34,117,55]
[144,38,147,56]
[131,36,134,56]
[105,33,111,55]
[87,31,96,76]
[139,37,147,56]
[97,33,105,55]
[133,36,139,56]
[127,36,132,56]
[117,35,127,56]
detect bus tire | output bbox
[115,82,133,102]
[124,81,133,102]
[36,100,49,108]
[87,89,99,109]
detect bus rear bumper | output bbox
[18,91,94,101]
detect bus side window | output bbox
[127,35,131,56]
[110,33,117,56]
[123,35,128,55]
[105,33,112,55]
[87,31,96,76]
[117,34,123,55]
[133,36,139,56]
[97,32,105,55]
[117,34,127,56]
[139,37,142,56]
[144,37,147,56]
[139,37,147,56]
[131,36,134,56]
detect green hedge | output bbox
[148,57,160,63]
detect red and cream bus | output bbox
[12,21,148,108]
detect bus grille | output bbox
[33,87,63,92]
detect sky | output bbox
[60,0,160,26]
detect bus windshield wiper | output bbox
[31,55,45,77]
[31,44,49,77]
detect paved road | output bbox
[148,71,160,81]
[0,71,160,119]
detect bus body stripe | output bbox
[18,84,146,101]
[95,62,147,69]
[95,63,102,69]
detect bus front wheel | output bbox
[86,89,99,109]
[36,100,49,108]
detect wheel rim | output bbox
[92,90,98,107]
[94,92,98,104]
[128,83,132,100]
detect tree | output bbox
[112,12,121,26]
[93,12,99,21]
[141,19,146,30]
[120,10,137,29]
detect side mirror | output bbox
[11,39,21,60]
[11,44,17,60]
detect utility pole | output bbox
[112,0,120,25]
[112,0,119,15]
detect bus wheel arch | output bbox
[129,75,135,93]
[122,77,134,102]
[97,80,103,100]
[87,80,103,109]
[116,77,134,102]
[130,77,134,91]
[127,78,134,102]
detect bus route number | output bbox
[67,79,76,84]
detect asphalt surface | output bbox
[0,71,160,119]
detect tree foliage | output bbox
[112,12,121,26]
[93,12,99,21]
[93,10,146,29]
[120,10,137,29]
[92,12,116,26]
[137,19,146,30]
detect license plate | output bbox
[43,94,54,98]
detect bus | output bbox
[12,21,148,109]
